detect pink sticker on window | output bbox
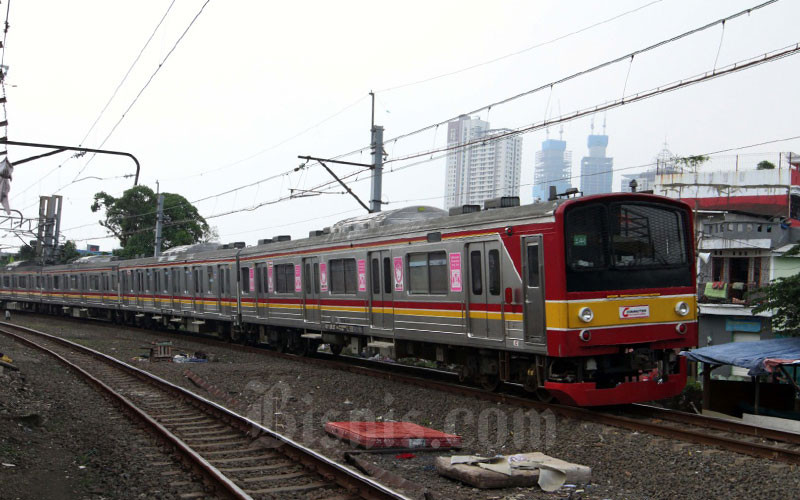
[319,262,328,292]
[249,267,255,292]
[449,252,462,292]
[357,259,367,292]
[295,264,302,292]
[267,262,274,293]
[393,256,404,292]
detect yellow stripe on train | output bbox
[545,294,696,330]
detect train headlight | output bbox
[675,301,690,317]
[578,307,594,323]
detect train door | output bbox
[193,266,204,313]
[256,263,268,318]
[466,241,503,340]
[522,235,546,345]
[218,264,231,315]
[302,257,320,324]
[368,251,393,330]
[170,267,180,310]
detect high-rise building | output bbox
[444,115,522,209]
[580,120,613,196]
[533,134,572,202]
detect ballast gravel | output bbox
[0,332,202,500]
[8,314,800,500]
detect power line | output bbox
[63,133,800,245]
[162,94,370,182]
[72,0,212,182]
[377,0,666,93]
[378,0,780,148]
[78,0,177,148]
[382,42,800,165]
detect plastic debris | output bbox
[2,463,15,467]
[395,453,416,460]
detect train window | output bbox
[184,267,190,293]
[313,263,320,294]
[527,245,540,287]
[207,267,214,294]
[371,258,380,294]
[566,205,608,270]
[470,251,483,295]
[383,257,391,295]
[408,251,447,294]
[610,204,686,267]
[429,252,448,294]
[36,276,41,289]
[487,250,500,296]
[329,259,356,294]
[155,270,161,292]
[19,276,26,289]
[2,276,8,287]
[408,254,427,293]
[304,264,311,294]
[71,275,78,289]
[255,267,263,294]
[241,267,251,293]
[275,264,295,293]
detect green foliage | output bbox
[56,241,80,264]
[751,271,800,338]
[756,160,776,170]
[91,185,209,259]
[673,155,709,171]
[15,244,36,262]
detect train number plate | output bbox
[619,305,649,319]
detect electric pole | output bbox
[369,91,384,213]
[154,181,164,257]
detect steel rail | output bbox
[0,321,410,500]
[0,326,251,500]
[12,314,800,465]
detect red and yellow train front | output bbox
[542,194,697,406]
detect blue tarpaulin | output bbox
[681,337,800,376]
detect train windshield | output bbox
[564,202,692,292]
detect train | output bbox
[0,192,697,406]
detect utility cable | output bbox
[72,0,212,181]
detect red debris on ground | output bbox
[324,421,462,449]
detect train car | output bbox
[0,192,697,406]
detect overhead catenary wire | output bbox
[376,0,780,148]
[64,133,800,244]
[78,0,178,148]
[71,0,212,182]
[40,35,800,243]
[376,0,666,93]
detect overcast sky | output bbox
[4,0,799,252]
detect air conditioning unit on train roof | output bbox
[272,235,291,242]
[483,196,520,210]
[448,204,481,216]
[309,230,325,237]
[257,238,273,245]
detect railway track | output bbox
[9,314,800,468]
[0,322,409,500]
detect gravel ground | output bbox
[8,313,800,500]
[0,329,207,500]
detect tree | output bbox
[91,185,209,259]
[673,155,709,173]
[757,160,776,170]
[15,244,36,262]
[56,240,81,264]
[751,245,800,337]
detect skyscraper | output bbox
[580,120,613,196]
[444,115,522,209]
[533,132,572,202]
